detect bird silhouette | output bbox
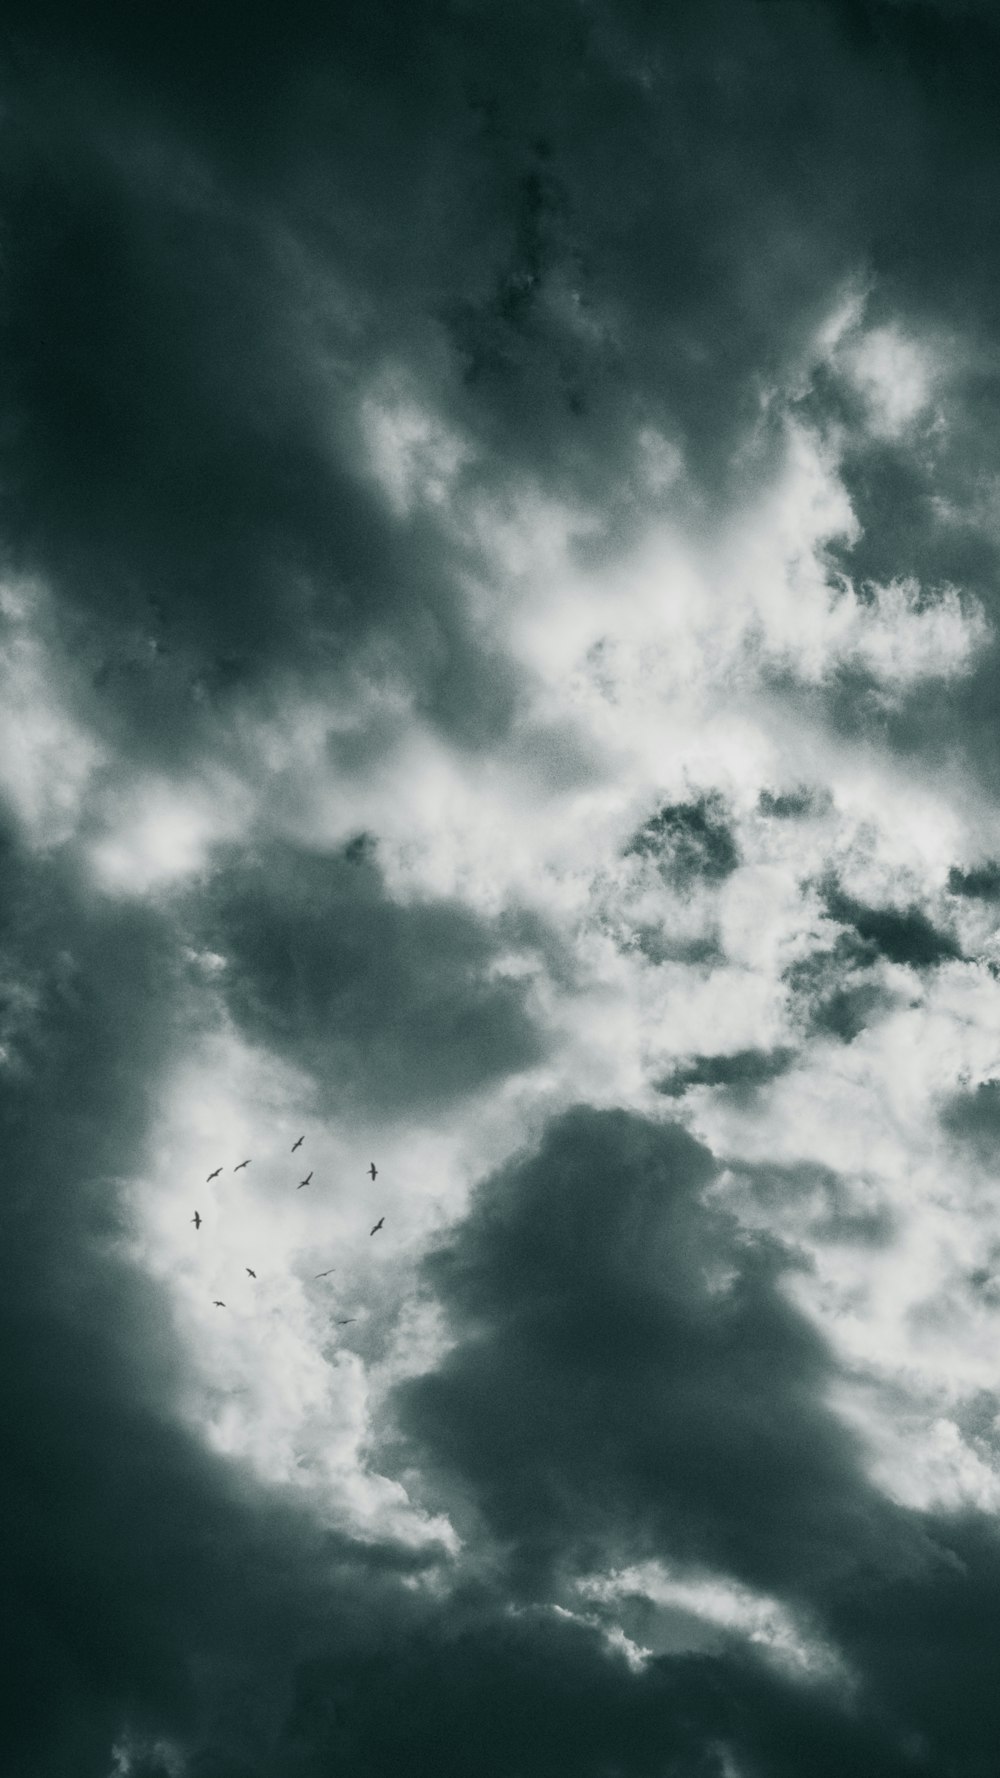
[191,1211,202,1230]
[298,1171,313,1189]
[336,1317,357,1324]
[206,1167,222,1182]
[246,1268,256,1279]
[370,1217,384,1236]
[213,1300,226,1308]
[291,1136,304,1152]
[368,1162,377,1181]
[315,1268,335,1279]
[234,1159,251,1172]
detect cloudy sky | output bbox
[8,2,1000,1772]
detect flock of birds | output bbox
[191,1140,383,1309]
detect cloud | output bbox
[939,1077,1000,1165]
[948,860,1000,900]
[626,794,741,888]
[0,580,104,849]
[758,787,826,820]
[199,840,549,1118]
[397,1107,914,1605]
[839,324,935,438]
[8,2,1000,1773]
[656,1048,795,1102]
[822,880,963,968]
[576,1560,847,1682]
[0,859,367,1775]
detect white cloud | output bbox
[577,1561,848,1683]
[841,323,935,436]
[0,580,104,848]
[360,372,471,515]
[831,1392,1000,1516]
[836,576,988,689]
[107,1735,186,1778]
[126,1023,466,1554]
[88,767,253,895]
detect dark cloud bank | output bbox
[4,3,1000,1775]
[200,840,547,1116]
[4,0,1000,764]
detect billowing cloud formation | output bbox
[401,1110,882,1598]
[7,2,1000,1775]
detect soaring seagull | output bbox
[245,1268,256,1279]
[206,1167,222,1182]
[297,1171,313,1189]
[291,1136,304,1152]
[213,1300,226,1308]
[315,1268,335,1279]
[191,1211,202,1230]
[336,1317,357,1325]
[370,1217,384,1236]
[368,1162,377,1181]
[234,1159,251,1172]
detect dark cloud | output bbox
[200,840,548,1116]
[811,980,889,1040]
[822,881,962,967]
[0,0,998,796]
[731,1158,898,1246]
[784,929,892,1043]
[275,1596,932,1778]
[0,887,988,1778]
[0,137,522,759]
[948,862,1000,900]
[1,0,995,776]
[626,795,740,887]
[392,1105,1000,1774]
[656,1046,795,1100]
[758,786,828,819]
[397,1108,913,1603]
[7,3,1000,1773]
[823,1512,1000,1778]
[0,848,394,1776]
[940,1077,1000,1165]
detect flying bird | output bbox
[213,1300,226,1308]
[368,1162,377,1181]
[336,1317,357,1325]
[234,1159,251,1172]
[245,1268,256,1279]
[206,1167,222,1182]
[191,1211,202,1230]
[297,1171,313,1189]
[315,1268,335,1279]
[370,1217,384,1236]
[291,1136,304,1152]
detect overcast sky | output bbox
[7,3,1000,1773]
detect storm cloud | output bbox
[200,840,548,1115]
[4,2,1000,1774]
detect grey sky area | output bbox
[6,4,1000,1774]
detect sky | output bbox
[6,1,1000,1773]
